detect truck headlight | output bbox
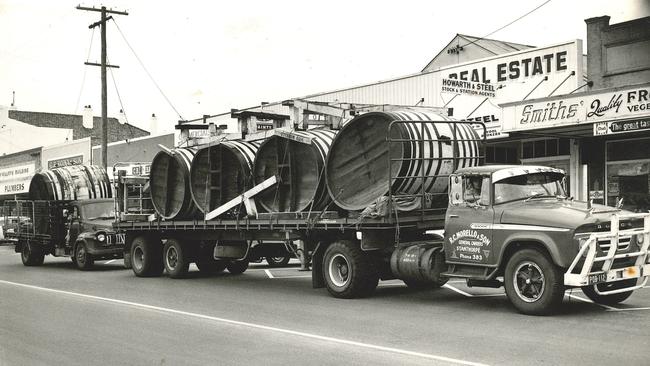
[97,233,106,242]
[637,233,645,245]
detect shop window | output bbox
[485,146,518,164]
[522,138,570,159]
[606,138,650,212]
[607,139,650,161]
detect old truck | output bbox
[4,198,125,270]
[113,115,650,315]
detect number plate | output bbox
[587,273,608,285]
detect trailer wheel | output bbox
[266,256,291,267]
[74,242,94,270]
[226,260,249,274]
[163,239,190,279]
[581,279,635,305]
[195,242,227,274]
[21,241,45,266]
[323,240,378,298]
[504,248,564,315]
[131,236,164,277]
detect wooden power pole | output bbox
[77,5,128,169]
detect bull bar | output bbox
[564,212,650,295]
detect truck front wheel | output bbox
[581,279,635,305]
[323,240,378,298]
[163,239,190,279]
[21,241,45,266]
[131,236,164,277]
[504,249,564,315]
[74,242,94,270]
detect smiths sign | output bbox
[0,163,36,195]
[502,84,650,132]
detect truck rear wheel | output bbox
[226,260,249,274]
[581,279,635,305]
[74,242,94,270]
[131,236,164,277]
[163,239,190,279]
[195,242,227,274]
[21,241,45,266]
[504,248,564,315]
[323,240,378,298]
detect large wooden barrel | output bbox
[150,147,198,220]
[189,140,259,214]
[29,165,112,201]
[253,129,336,212]
[325,110,480,211]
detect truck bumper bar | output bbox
[564,213,650,295]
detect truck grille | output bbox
[597,236,631,252]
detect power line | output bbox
[74,28,96,113]
[112,19,185,121]
[459,0,552,49]
[107,56,137,141]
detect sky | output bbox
[1,0,649,135]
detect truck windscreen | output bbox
[494,172,566,205]
[82,202,115,220]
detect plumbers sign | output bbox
[0,163,36,195]
[501,84,650,132]
[439,40,582,140]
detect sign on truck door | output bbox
[445,175,495,265]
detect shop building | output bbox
[0,107,150,201]
[501,16,650,212]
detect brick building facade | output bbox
[8,110,149,146]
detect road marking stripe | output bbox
[566,293,619,311]
[105,260,116,264]
[0,279,488,366]
[472,293,505,298]
[443,284,474,297]
[264,269,275,279]
[270,275,312,279]
[605,307,650,312]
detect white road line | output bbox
[377,283,406,287]
[270,275,312,279]
[472,293,505,298]
[606,307,650,312]
[105,260,116,264]
[0,279,488,366]
[565,293,619,311]
[264,269,275,279]
[443,284,474,297]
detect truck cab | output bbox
[444,165,650,314]
[7,198,124,270]
[65,199,125,270]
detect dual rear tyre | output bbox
[323,240,379,298]
[21,241,45,266]
[131,236,164,277]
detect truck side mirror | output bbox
[449,175,463,205]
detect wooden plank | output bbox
[274,128,313,145]
[205,176,278,220]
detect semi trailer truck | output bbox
[111,114,650,315]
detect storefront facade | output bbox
[501,82,650,211]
